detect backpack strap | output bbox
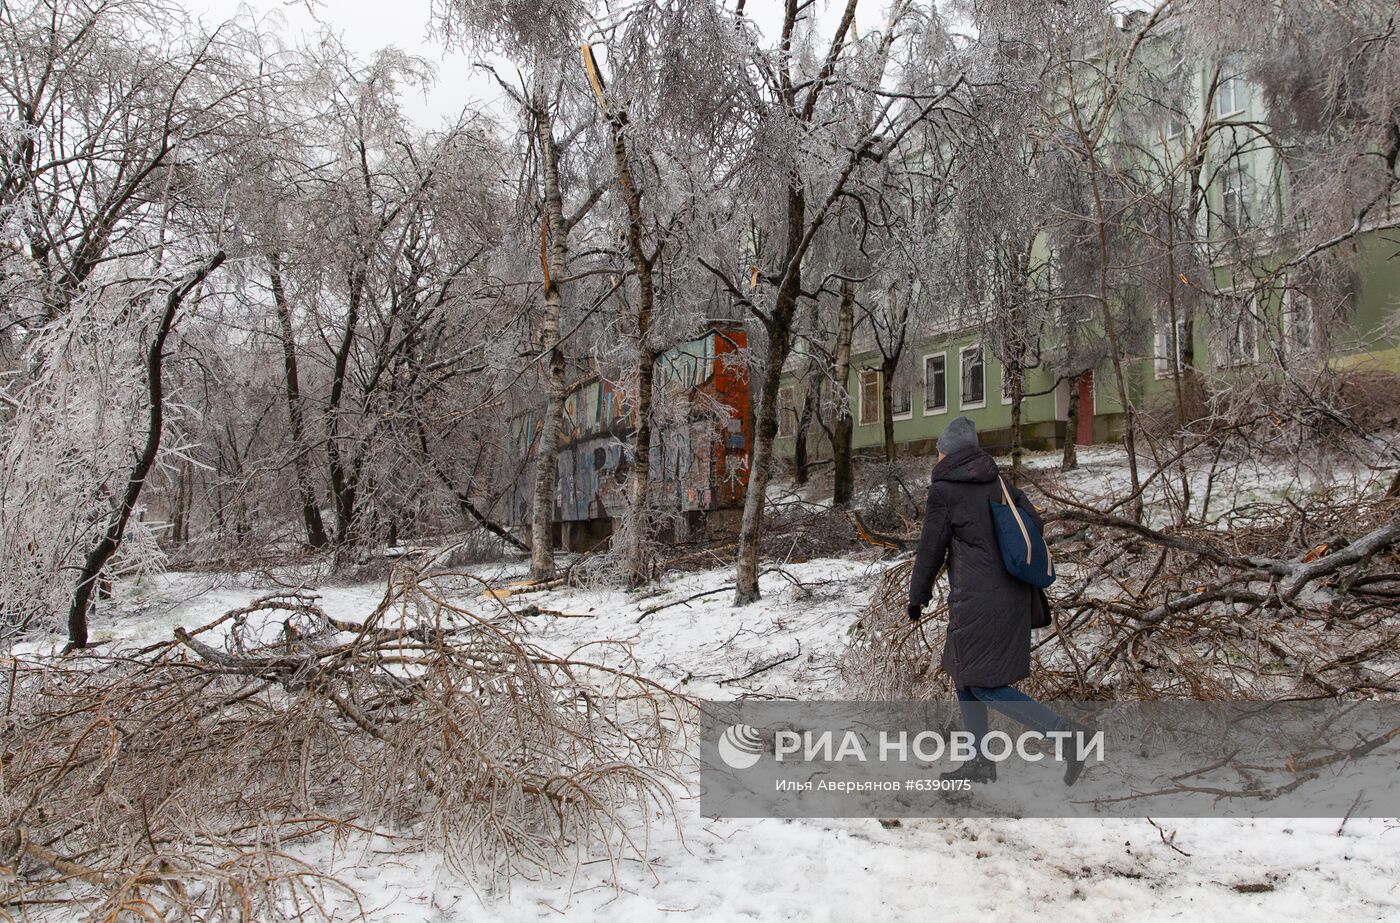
[998,476,1033,565]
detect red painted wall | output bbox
[706,329,752,507]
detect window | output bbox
[1154,314,1190,378]
[1219,294,1259,367]
[959,345,986,409]
[1285,288,1315,355]
[1220,165,1251,230]
[1216,60,1246,118]
[922,353,947,414]
[1000,360,1016,405]
[892,382,913,419]
[858,369,880,425]
[777,386,796,438]
[1162,113,1186,143]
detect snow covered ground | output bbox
[16,446,1399,921]
[33,559,1396,919]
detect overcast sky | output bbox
[180,0,492,127]
[178,0,889,128]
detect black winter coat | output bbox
[908,446,1045,688]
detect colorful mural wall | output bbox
[508,328,751,526]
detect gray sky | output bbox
[183,0,492,127]
[179,0,887,128]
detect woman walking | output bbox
[906,416,1085,785]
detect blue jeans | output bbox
[955,685,1065,758]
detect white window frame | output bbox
[921,351,948,416]
[1220,164,1250,230]
[959,344,987,410]
[1154,314,1190,379]
[1216,64,1245,119]
[1217,290,1260,368]
[857,368,880,426]
[1000,359,1015,406]
[1162,113,1185,144]
[891,378,913,421]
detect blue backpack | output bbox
[990,476,1056,588]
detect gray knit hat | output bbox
[936,415,978,455]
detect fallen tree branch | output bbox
[5,566,686,919]
[720,643,802,686]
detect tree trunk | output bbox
[1008,357,1025,473]
[325,263,364,550]
[530,97,571,582]
[1163,208,1193,525]
[600,101,658,588]
[831,277,856,507]
[792,377,817,486]
[732,0,859,603]
[1086,161,1143,521]
[880,355,898,463]
[734,173,807,606]
[171,458,190,545]
[626,348,656,586]
[1062,373,1081,471]
[269,253,330,550]
[733,301,795,605]
[66,253,224,652]
[791,296,824,488]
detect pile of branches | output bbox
[843,490,1400,701]
[1,567,687,920]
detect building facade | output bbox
[509,327,752,550]
[773,37,1400,464]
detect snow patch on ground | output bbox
[25,542,1397,922]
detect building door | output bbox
[1077,372,1095,446]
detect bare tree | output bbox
[1035,1,1175,517]
[431,0,608,581]
[65,252,224,650]
[0,1,259,642]
[710,0,964,604]
[831,276,858,504]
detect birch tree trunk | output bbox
[732,0,869,604]
[596,82,659,588]
[529,97,571,581]
[733,200,807,605]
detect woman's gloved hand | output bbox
[907,603,922,623]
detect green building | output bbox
[773,30,1399,463]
